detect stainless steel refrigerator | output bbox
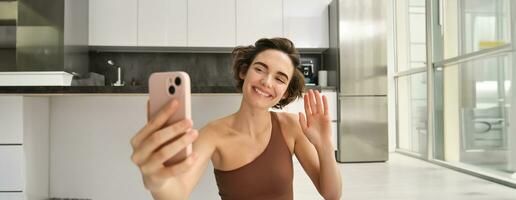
[325,0,388,162]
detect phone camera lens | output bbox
[175,77,181,86]
[168,85,175,94]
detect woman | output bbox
[130,38,342,200]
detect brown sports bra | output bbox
[213,112,294,200]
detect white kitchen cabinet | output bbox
[322,91,338,151]
[0,97,50,199]
[283,0,330,48]
[0,146,23,191]
[321,91,337,121]
[89,0,138,46]
[138,0,187,46]
[284,97,303,116]
[188,0,236,47]
[0,96,23,144]
[236,0,283,46]
[331,122,338,150]
[0,193,24,200]
[88,0,331,48]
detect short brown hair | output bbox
[231,38,305,109]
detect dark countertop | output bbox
[0,85,336,94]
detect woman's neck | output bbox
[230,101,272,138]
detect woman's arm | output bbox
[294,90,342,200]
[130,100,216,200]
[150,128,216,200]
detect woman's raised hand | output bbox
[298,90,332,149]
[130,100,199,192]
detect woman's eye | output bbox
[276,78,286,84]
[254,67,265,73]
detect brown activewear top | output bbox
[214,112,294,200]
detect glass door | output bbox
[431,0,516,186]
[395,0,429,157]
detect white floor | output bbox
[293,153,516,200]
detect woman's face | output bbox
[240,49,295,109]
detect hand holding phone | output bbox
[148,71,192,166]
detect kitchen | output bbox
[1,0,343,199]
[3,0,516,200]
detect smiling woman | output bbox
[231,38,305,109]
[130,38,342,200]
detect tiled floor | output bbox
[293,153,516,200]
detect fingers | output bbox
[304,89,325,116]
[303,94,312,125]
[308,90,317,114]
[140,129,198,174]
[147,100,150,122]
[298,112,308,132]
[303,93,311,115]
[148,100,180,131]
[322,95,329,116]
[156,152,199,178]
[132,119,194,164]
[131,100,179,149]
[314,90,323,114]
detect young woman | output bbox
[130,38,342,200]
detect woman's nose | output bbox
[260,76,272,88]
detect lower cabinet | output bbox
[0,146,23,192]
[0,96,50,200]
[0,97,24,197]
[0,193,24,200]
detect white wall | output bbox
[49,94,244,200]
[49,95,152,200]
[23,97,50,200]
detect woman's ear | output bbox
[239,64,248,80]
[239,71,246,80]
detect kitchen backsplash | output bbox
[89,51,322,88]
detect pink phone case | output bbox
[149,71,192,166]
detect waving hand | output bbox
[298,90,332,149]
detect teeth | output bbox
[254,87,271,97]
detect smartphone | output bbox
[149,71,192,166]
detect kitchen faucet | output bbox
[107,60,124,86]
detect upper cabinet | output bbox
[188,0,235,47]
[138,0,187,46]
[89,0,138,46]
[236,0,283,46]
[283,0,330,48]
[88,0,330,48]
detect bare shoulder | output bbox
[198,115,235,163]
[276,112,300,128]
[275,112,304,139]
[198,115,234,144]
[201,114,233,132]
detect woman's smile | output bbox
[252,86,273,98]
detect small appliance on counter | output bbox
[298,58,317,85]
